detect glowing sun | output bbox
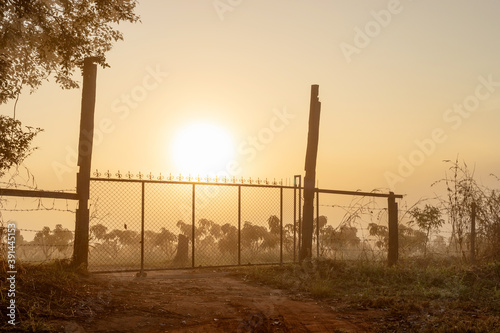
[172,122,234,176]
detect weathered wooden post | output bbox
[316,191,320,257]
[300,84,321,262]
[470,202,476,264]
[73,57,98,270]
[387,192,399,266]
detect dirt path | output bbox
[53,269,377,332]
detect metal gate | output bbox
[88,174,301,273]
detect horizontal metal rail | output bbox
[316,188,403,199]
[0,188,78,200]
[90,177,296,189]
[90,178,404,198]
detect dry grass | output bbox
[233,258,500,332]
[0,260,108,332]
[2,258,500,332]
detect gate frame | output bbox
[87,175,403,274]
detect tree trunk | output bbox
[173,234,189,266]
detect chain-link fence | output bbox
[0,177,404,271]
[88,178,303,272]
[87,177,403,272]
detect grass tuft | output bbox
[0,259,106,332]
[235,258,500,332]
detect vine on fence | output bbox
[432,158,500,260]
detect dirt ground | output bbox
[49,269,382,333]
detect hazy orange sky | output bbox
[2,0,500,212]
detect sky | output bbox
[1,0,500,231]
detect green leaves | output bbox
[409,205,445,233]
[0,0,140,103]
[0,115,42,177]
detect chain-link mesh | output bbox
[89,180,142,271]
[0,178,406,271]
[144,182,193,269]
[193,185,239,266]
[240,186,281,264]
[88,180,297,272]
[282,188,297,262]
[87,178,404,272]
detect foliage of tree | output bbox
[267,215,281,235]
[218,223,238,254]
[104,229,139,246]
[0,225,24,258]
[398,224,426,256]
[0,0,140,103]
[368,223,388,251]
[263,215,280,249]
[197,218,221,249]
[312,215,327,242]
[33,224,73,259]
[320,224,361,258]
[89,223,107,241]
[150,228,176,256]
[241,221,268,253]
[434,159,500,260]
[368,222,426,257]
[283,222,297,253]
[0,115,42,177]
[176,220,192,240]
[409,204,445,256]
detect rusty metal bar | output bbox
[89,178,403,199]
[293,175,301,263]
[137,182,146,277]
[0,188,78,200]
[192,184,195,268]
[316,188,403,199]
[280,186,283,264]
[238,185,241,266]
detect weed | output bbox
[236,258,500,332]
[0,260,108,332]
